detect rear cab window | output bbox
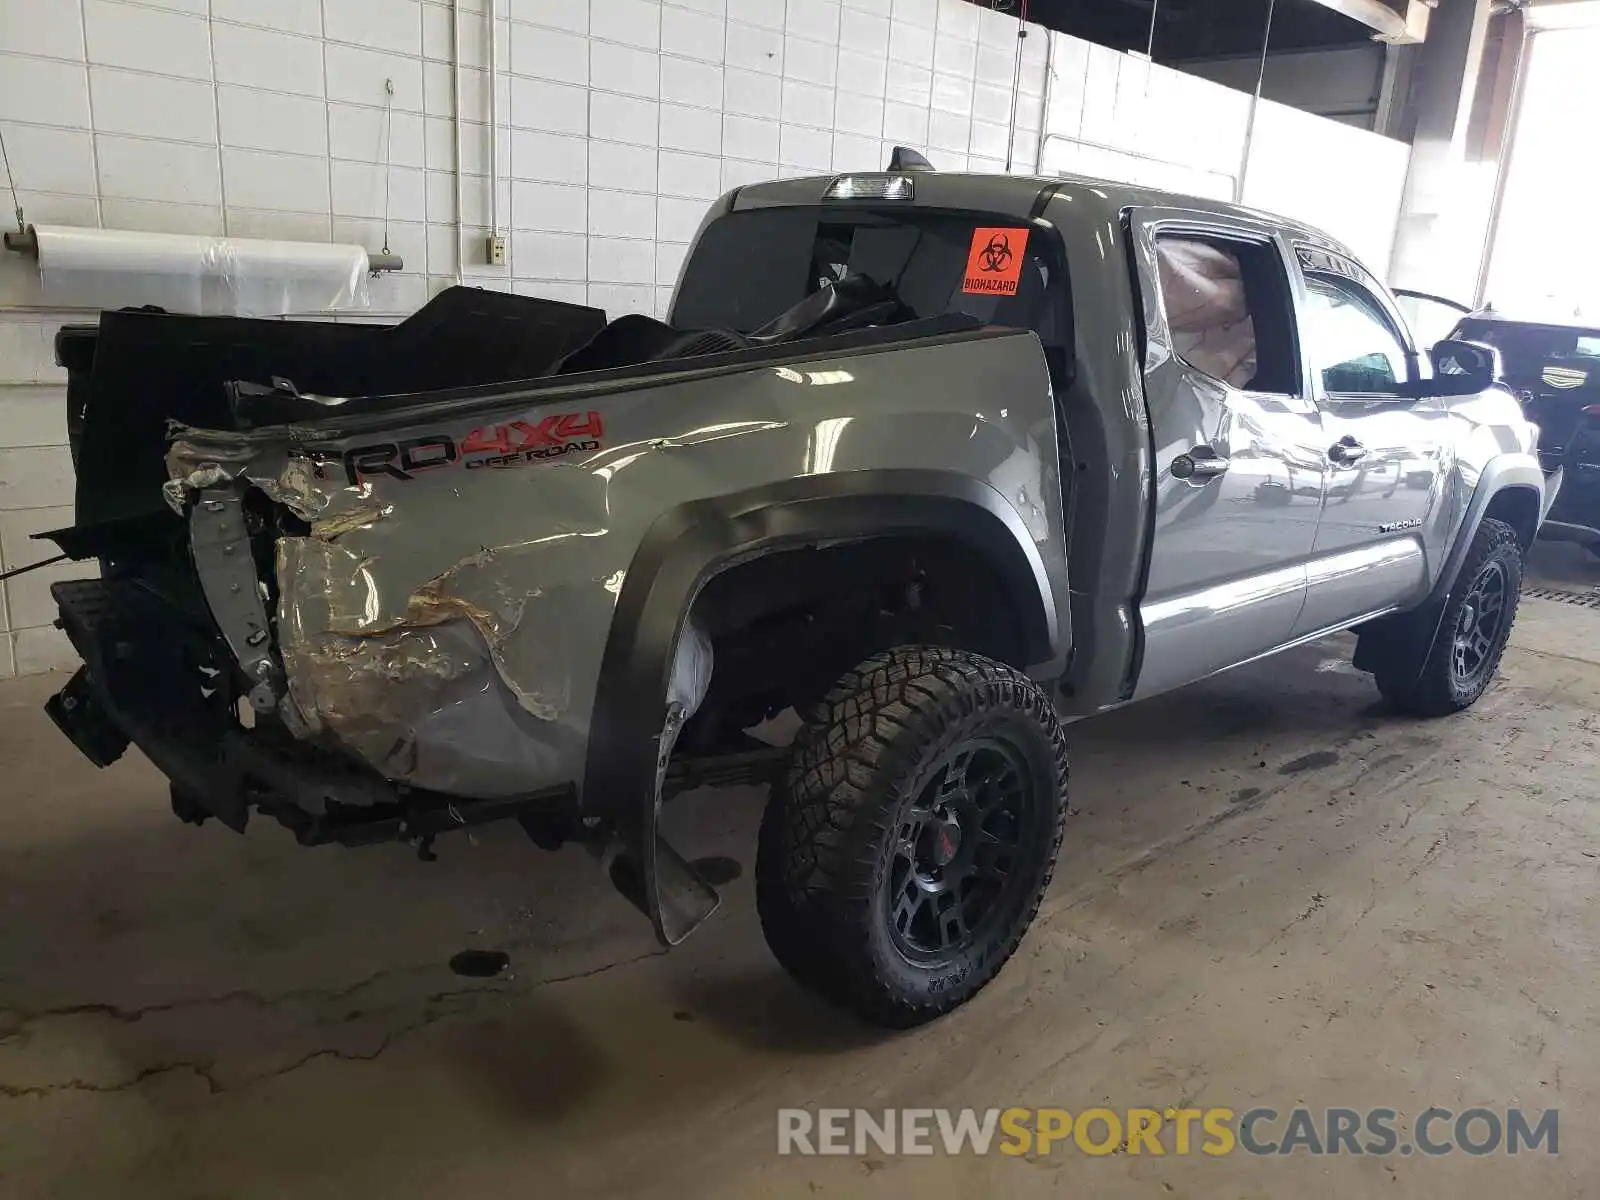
[671,207,1070,354]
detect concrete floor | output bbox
[4,545,1600,1198]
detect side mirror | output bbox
[1416,338,1501,397]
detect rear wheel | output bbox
[755,646,1068,1027]
[1374,518,1522,716]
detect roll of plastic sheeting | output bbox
[30,226,372,316]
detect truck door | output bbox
[1291,252,1442,636]
[1128,215,1327,700]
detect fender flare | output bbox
[582,468,1065,947]
[1424,453,1545,608]
[1355,453,1544,679]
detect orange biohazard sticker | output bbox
[961,227,1030,296]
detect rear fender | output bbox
[584,470,1065,946]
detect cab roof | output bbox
[729,169,1353,261]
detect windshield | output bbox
[671,207,1069,348]
[1454,318,1600,384]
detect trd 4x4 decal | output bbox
[300,411,606,484]
[461,412,605,470]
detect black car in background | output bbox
[1400,292,1599,552]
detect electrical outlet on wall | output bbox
[486,235,507,266]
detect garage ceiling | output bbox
[1017,0,1392,59]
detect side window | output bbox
[1155,234,1298,395]
[1303,276,1409,395]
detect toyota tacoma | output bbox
[38,162,1551,1026]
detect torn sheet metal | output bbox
[310,501,392,541]
[275,537,583,796]
[668,619,713,718]
[167,434,348,521]
[162,460,235,514]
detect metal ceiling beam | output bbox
[1304,0,1435,43]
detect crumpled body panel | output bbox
[166,332,1065,800]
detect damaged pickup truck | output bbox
[41,165,1551,1026]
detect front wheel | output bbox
[1374,517,1523,716]
[755,646,1069,1027]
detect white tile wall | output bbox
[0,0,86,60]
[0,56,93,128]
[213,23,326,96]
[99,135,223,206]
[89,68,219,144]
[0,0,1409,675]
[210,0,324,37]
[661,55,723,106]
[83,0,213,80]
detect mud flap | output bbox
[604,833,721,947]
[1353,597,1443,684]
[597,702,720,946]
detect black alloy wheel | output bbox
[756,646,1069,1027]
[885,739,1035,963]
[1451,558,1508,688]
[1369,517,1523,716]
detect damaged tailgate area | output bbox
[47,287,613,851]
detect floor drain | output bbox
[1522,585,1600,608]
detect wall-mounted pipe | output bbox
[1235,0,1280,204]
[452,0,466,281]
[1475,15,1532,306]
[1032,28,1055,174]
[487,0,501,240]
[3,225,397,315]
[367,250,405,273]
[1004,0,1031,172]
[3,225,403,274]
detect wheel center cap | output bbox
[921,819,962,868]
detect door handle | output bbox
[1329,436,1367,466]
[1171,446,1231,481]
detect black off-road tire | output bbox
[1374,517,1522,717]
[755,646,1069,1027]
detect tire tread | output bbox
[756,646,1069,1027]
[1375,517,1522,716]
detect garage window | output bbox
[1155,235,1298,395]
